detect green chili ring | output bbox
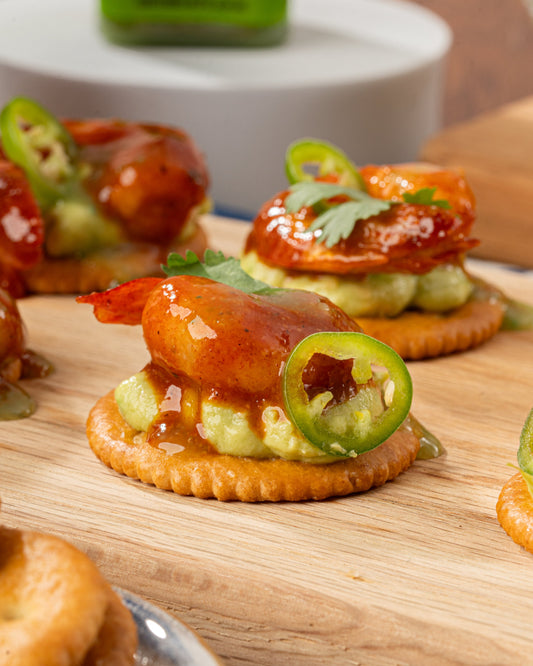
[282,331,413,457]
[0,96,79,208]
[284,138,366,190]
[517,407,533,495]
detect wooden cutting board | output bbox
[420,95,533,269]
[3,215,533,665]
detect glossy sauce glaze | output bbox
[142,276,361,398]
[138,362,211,454]
[244,163,479,276]
[64,120,209,244]
[359,163,476,224]
[0,288,53,419]
[0,160,44,296]
[136,355,388,460]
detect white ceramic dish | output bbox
[0,0,451,217]
[117,588,223,665]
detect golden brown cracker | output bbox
[0,526,110,666]
[82,586,138,666]
[21,223,207,295]
[496,472,533,554]
[87,391,420,502]
[356,299,504,360]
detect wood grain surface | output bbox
[420,95,533,269]
[3,216,533,665]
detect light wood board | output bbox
[420,95,533,269]
[3,215,533,665]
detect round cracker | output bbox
[20,222,207,295]
[496,472,533,554]
[355,299,504,360]
[82,586,137,666]
[87,391,420,502]
[0,526,109,666]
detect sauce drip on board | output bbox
[0,288,53,419]
[0,377,35,420]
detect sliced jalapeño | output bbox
[517,407,533,496]
[282,331,412,457]
[285,138,366,189]
[0,97,79,208]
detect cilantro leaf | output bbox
[308,200,392,247]
[162,249,276,295]
[402,187,451,209]
[284,181,394,248]
[284,181,453,249]
[284,181,370,213]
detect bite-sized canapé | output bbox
[78,251,439,502]
[0,97,209,297]
[242,139,529,360]
[497,408,533,554]
[0,288,52,419]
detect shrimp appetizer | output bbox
[0,287,52,419]
[0,97,209,297]
[78,251,438,502]
[241,139,519,360]
[497,408,533,553]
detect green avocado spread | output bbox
[114,369,390,463]
[240,252,473,318]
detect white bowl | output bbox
[0,0,451,218]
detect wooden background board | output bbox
[3,216,533,665]
[420,95,533,269]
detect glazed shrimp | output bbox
[359,162,476,226]
[79,274,361,397]
[64,120,209,244]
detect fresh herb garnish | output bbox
[284,182,375,212]
[308,200,392,247]
[402,186,452,209]
[163,249,276,295]
[284,181,452,248]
